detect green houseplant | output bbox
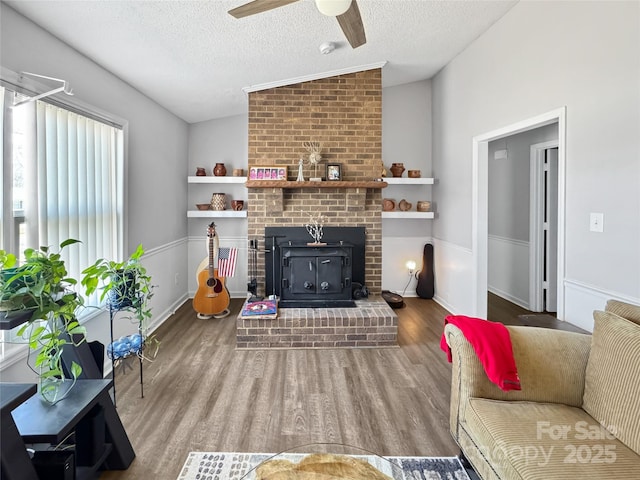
[0,239,87,404]
[81,244,156,360]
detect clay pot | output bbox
[210,193,226,211]
[213,163,227,176]
[195,167,206,176]
[233,169,244,177]
[399,199,412,211]
[408,170,421,178]
[417,201,431,212]
[382,198,396,211]
[231,200,244,211]
[390,163,405,177]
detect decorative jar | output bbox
[382,198,396,211]
[417,201,431,212]
[390,163,405,177]
[213,163,227,176]
[210,193,226,211]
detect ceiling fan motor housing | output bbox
[319,42,335,55]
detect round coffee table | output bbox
[239,443,405,479]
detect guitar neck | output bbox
[209,235,214,277]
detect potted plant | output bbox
[0,239,87,404]
[81,244,157,361]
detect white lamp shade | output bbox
[315,0,352,16]
[406,260,416,271]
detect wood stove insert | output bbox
[265,227,366,308]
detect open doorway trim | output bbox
[530,140,559,312]
[472,107,566,319]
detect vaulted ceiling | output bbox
[6,0,518,123]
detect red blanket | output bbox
[440,315,521,391]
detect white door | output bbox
[545,148,558,312]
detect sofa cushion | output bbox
[605,299,640,326]
[583,310,640,455]
[463,398,640,479]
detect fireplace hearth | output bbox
[265,227,366,308]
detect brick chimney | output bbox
[247,68,383,296]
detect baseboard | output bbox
[563,279,640,332]
[487,287,529,310]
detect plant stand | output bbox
[108,304,144,407]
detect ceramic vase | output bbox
[213,163,227,176]
[390,163,405,177]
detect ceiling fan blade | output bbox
[336,0,366,48]
[229,0,300,19]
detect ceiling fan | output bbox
[228,0,366,49]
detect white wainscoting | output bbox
[488,234,530,310]
[0,237,191,380]
[563,279,640,333]
[102,237,190,374]
[431,238,474,315]
[381,236,432,296]
[188,236,248,298]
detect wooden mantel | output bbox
[245,180,387,214]
[245,180,387,189]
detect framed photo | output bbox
[326,163,342,181]
[249,166,286,180]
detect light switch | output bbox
[590,213,604,232]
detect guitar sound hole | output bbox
[207,276,223,293]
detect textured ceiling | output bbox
[6,0,518,124]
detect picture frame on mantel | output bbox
[249,166,286,181]
[326,163,342,181]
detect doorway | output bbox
[472,108,566,320]
[486,128,558,313]
[530,142,559,313]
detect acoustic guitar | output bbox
[193,222,231,316]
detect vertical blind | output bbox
[1,93,124,360]
[26,101,124,289]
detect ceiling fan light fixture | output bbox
[319,42,335,54]
[315,0,352,17]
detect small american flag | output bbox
[217,247,237,278]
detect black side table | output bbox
[1,383,38,480]
[2,379,135,479]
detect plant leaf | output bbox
[70,361,82,379]
[60,238,81,249]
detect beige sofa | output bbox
[444,300,640,479]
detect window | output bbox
[1,83,124,361]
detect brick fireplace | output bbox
[246,68,384,295]
[238,67,397,349]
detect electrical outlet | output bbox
[590,213,604,232]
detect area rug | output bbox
[177,451,471,479]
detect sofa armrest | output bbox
[445,324,592,442]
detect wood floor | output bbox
[100,297,459,479]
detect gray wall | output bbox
[1,4,190,381]
[186,80,434,294]
[187,114,248,240]
[1,3,189,251]
[382,80,432,173]
[431,0,640,321]
[488,123,558,241]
